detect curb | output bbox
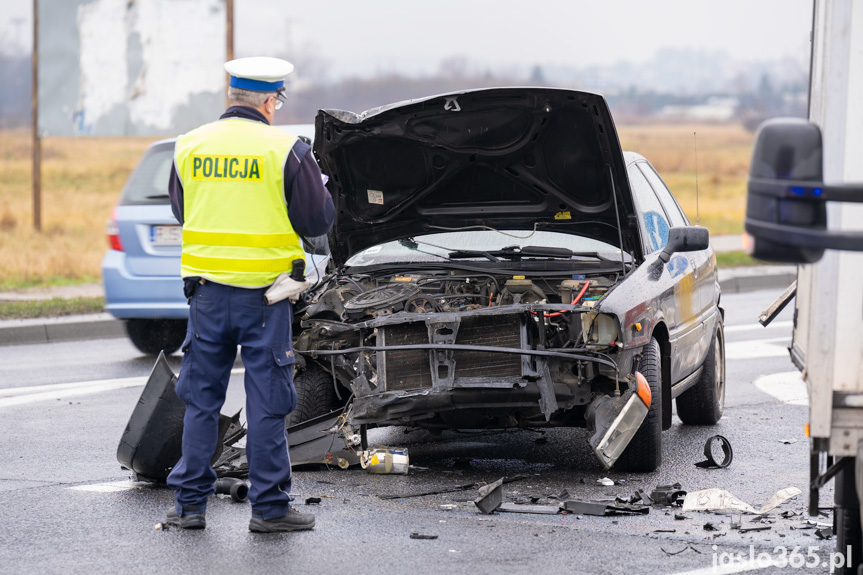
[0,313,126,347]
[0,265,798,347]
[718,265,797,294]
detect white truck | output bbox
[745,1,863,571]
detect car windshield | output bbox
[345,230,621,267]
[121,143,174,204]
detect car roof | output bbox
[623,151,647,165]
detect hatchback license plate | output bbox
[150,225,182,246]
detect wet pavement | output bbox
[0,287,838,575]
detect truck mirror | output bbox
[659,226,709,262]
[745,118,826,264]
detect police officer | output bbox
[164,56,334,532]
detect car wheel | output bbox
[676,319,725,425]
[286,362,336,426]
[833,461,862,575]
[615,337,662,472]
[125,319,187,355]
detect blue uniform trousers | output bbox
[166,280,297,520]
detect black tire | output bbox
[615,337,662,472]
[676,319,725,425]
[835,462,862,575]
[125,319,186,356]
[835,506,862,575]
[286,362,336,426]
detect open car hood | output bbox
[313,88,638,267]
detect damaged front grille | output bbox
[453,315,522,378]
[379,314,524,391]
[380,322,434,391]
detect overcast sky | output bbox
[2,0,813,76]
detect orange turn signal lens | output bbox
[804,423,810,437]
[634,322,642,332]
[635,371,651,408]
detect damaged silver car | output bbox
[292,87,724,472]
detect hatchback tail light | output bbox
[107,209,123,251]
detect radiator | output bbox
[380,315,523,391]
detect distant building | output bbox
[659,97,739,122]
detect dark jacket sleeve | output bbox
[283,140,335,238]
[168,162,184,225]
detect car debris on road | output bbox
[694,435,733,469]
[682,487,802,514]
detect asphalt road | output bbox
[0,288,839,575]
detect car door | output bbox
[628,163,702,383]
[640,161,715,365]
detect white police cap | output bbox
[224,57,294,92]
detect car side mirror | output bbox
[659,226,709,262]
[744,118,863,264]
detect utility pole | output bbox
[225,0,234,107]
[32,0,41,232]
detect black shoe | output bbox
[249,508,315,533]
[164,507,206,530]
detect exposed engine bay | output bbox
[293,266,650,470]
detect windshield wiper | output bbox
[445,249,501,262]
[448,245,589,260]
[145,194,170,200]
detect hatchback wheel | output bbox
[676,320,725,425]
[615,337,662,472]
[286,362,337,427]
[125,319,187,355]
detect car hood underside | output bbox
[313,87,638,266]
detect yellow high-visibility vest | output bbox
[174,118,305,288]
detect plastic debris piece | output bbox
[815,527,833,539]
[498,503,560,515]
[410,533,438,540]
[758,487,803,514]
[553,488,573,500]
[682,487,801,515]
[598,477,615,486]
[739,525,772,533]
[674,514,688,520]
[779,438,798,444]
[155,523,168,531]
[440,504,457,511]
[305,497,321,505]
[381,474,527,501]
[694,435,733,469]
[650,482,687,506]
[635,489,654,505]
[474,478,504,515]
[561,500,649,516]
[661,543,702,556]
[654,528,676,533]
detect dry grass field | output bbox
[0,123,753,288]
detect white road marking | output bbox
[68,481,144,493]
[753,371,808,406]
[0,368,245,408]
[725,337,790,360]
[671,559,784,575]
[724,320,793,333]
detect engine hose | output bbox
[214,477,249,503]
[531,280,591,318]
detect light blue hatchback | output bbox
[101,124,329,355]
